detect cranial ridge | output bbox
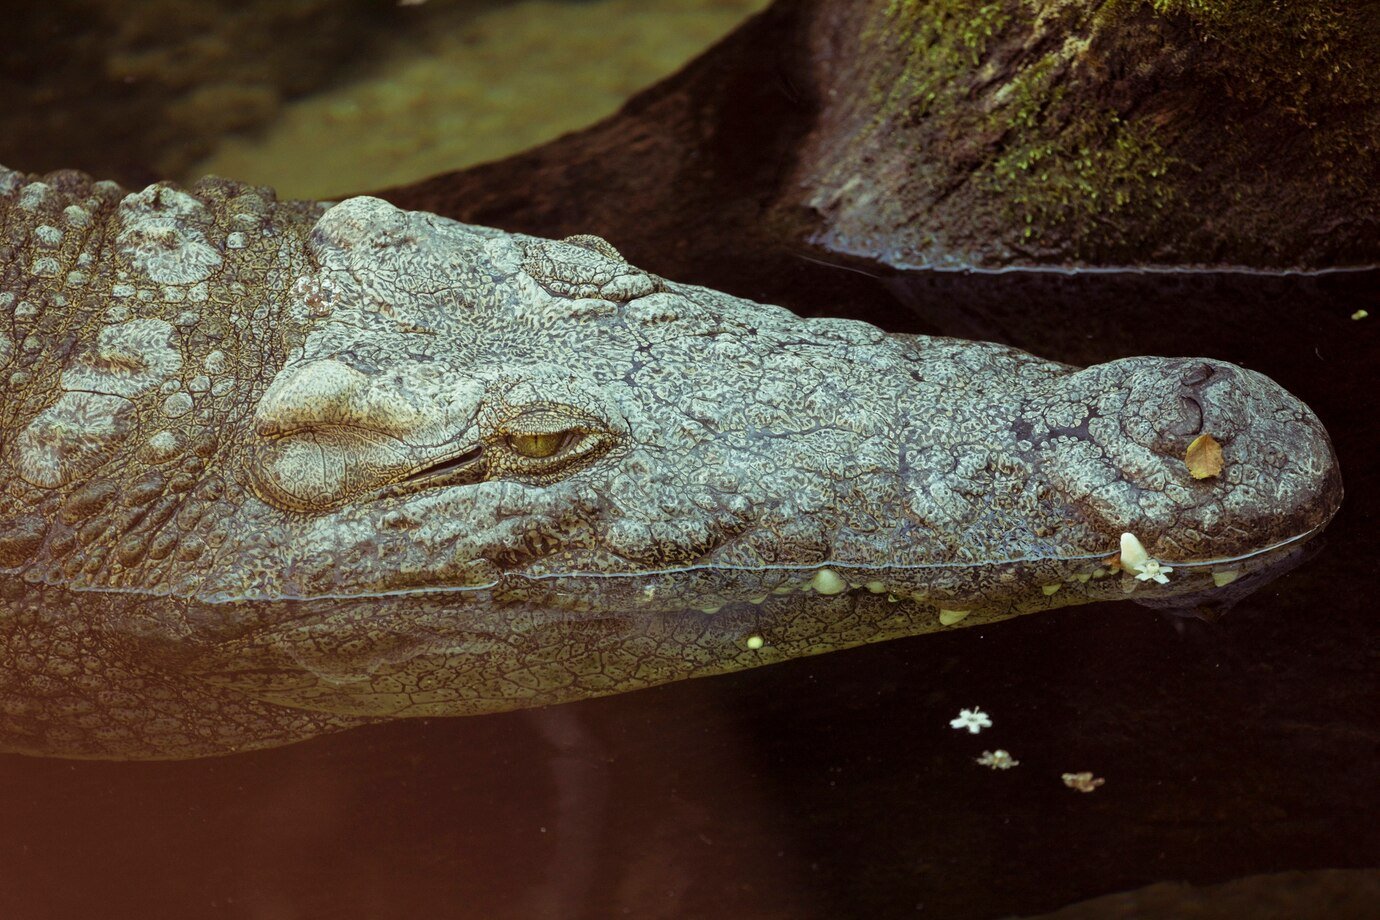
[0,167,1342,759]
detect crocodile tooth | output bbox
[809,568,847,595]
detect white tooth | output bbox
[809,568,848,595]
[749,594,768,605]
[938,609,970,626]
[1119,533,1149,570]
[1073,573,1092,583]
[697,604,723,615]
[1212,570,1240,587]
[1042,584,1061,595]
[772,584,795,595]
[745,634,764,650]
[864,580,887,594]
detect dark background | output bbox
[1,1,1376,917]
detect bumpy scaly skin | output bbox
[0,166,1341,759]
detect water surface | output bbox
[0,1,1375,916]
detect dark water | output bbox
[2,1,1378,916]
[0,264,1375,919]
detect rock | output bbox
[379,0,1380,271]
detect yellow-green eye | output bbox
[506,431,568,458]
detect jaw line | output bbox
[43,521,1329,605]
[1155,524,1325,570]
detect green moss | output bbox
[989,112,1175,240]
[1139,0,1369,110]
[959,2,1012,63]
[868,0,1014,120]
[972,7,1178,245]
[861,2,1180,248]
[849,0,1374,261]
[1115,0,1380,184]
[882,0,1011,59]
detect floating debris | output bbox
[1184,433,1224,479]
[976,749,1019,770]
[1119,532,1173,584]
[949,708,992,734]
[1062,772,1105,793]
[1352,309,1369,320]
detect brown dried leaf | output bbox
[1185,433,1224,479]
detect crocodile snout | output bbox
[1045,356,1341,563]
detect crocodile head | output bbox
[175,197,1339,709]
[0,185,1342,756]
[230,198,1338,595]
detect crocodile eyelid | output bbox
[501,406,601,433]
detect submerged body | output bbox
[0,167,1341,759]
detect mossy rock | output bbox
[383,0,1377,272]
[800,0,1379,267]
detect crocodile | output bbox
[0,166,1342,759]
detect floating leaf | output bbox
[1185,433,1224,479]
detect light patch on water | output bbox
[188,0,771,199]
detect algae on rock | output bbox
[800,0,1379,267]
[383,0,1377,272]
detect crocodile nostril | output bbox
[1180,362,1216,387]
[1171,395,1204,436]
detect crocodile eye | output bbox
[506,431,570,458]
[487,407,615,481]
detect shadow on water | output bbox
[0,266,1375,919]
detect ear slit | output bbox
[403,444,486,483]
